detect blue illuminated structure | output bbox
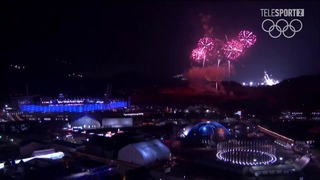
[187,121,231,140]
[20,101,127,113]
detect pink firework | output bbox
[238,30,257,48]
[197,37,214,51]
[192,48,206,61]
[224,40,244,60]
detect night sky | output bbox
[2,1,320,83]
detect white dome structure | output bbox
[118,139,170,166]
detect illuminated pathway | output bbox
[0,152,65,169]
[257,125,294,144]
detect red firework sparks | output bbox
[224,40,244,60]
[192,48,206,61]
[197,37,214,52]
[238,30,257,48]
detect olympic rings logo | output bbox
[262,19,303,38]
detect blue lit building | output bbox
[182,121,231,147]
[19,100,127,113]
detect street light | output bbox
[279,157,283,165]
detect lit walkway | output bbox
[257,125,294,144]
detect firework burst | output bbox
[191,48,206,61]
[238,30,257,48]
[224,40,244,60]
[197,37,214,52]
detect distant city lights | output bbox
[56,58,72,65]
[10,64,25,70]
[68,73,83,78]
[242,71,279,87]
[123,112,144,116]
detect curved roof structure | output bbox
[118,139,170,166]
[186,121,231,139]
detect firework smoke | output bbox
[187,66,229,93]
[199,13,214,37]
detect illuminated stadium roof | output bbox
[19,100,127,113]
